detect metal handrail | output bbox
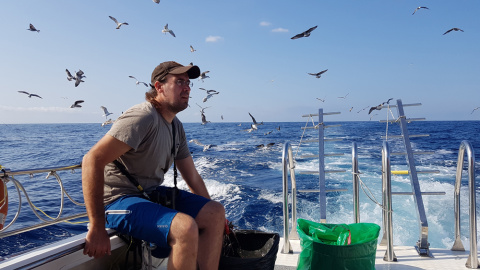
[0,164,86,236]
[282,142,296,254]
[352,142,360,223]
[451,140,478,268]
[382,141,397,262]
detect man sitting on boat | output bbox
[81,61,225,269]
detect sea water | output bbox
[1,120,480,258]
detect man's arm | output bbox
[175,156,211,199]
[82,134,131,258]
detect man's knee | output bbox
[169,213,199,243]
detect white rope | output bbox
[0,169,86,231]
[352,172,393,213]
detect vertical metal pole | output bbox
[352,142,360,223]
[382,141,397,262]
[318,109,326,223]
[451,141,478,268]
[289,145,299,240]
[281,143,292,253]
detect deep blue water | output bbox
[1,120,480,258]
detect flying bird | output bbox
[412,6,429,15]
[308,69,328,78]
[27,24,40,33]
[316,97,325,102]
[291,25,318,40]
[199,88,219,95]
[18,91,42,99]
[109,16,129,29]
[471,107,480,114]
[74,70,85,87]
[152,0,160,3]
[443,28,464,35]
[128,76,148,87]
[102,119,114,127]
[100,106,113,119]
[162,24,175,37]
[199,71,210,82]
[248,112,263,130]
[65,69,75,81]
[203,93,219,103]
[70,100,84,108]
[66,69,85,86]
[368,98,394,114]
[196,103,210,114]
[338,93,349,99]
[189,139,215,151]
[190,45,196,52]
[201,112,210,125]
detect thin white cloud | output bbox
[0,105,95,114]
[260,21,271,27]
[272,28,289,33]
[205,36,223,43]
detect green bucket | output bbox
[296,219,380,270]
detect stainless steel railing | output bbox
[451,140,479,268]
[0,164,86,237]
[282,142,296,254]
[382,141,397,262]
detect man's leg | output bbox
[168,213,199,270]
[194,201,225,269]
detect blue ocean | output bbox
[1,120,480,258]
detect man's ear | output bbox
[154,81,163,93]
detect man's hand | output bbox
[83,227,111,258]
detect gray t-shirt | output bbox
[103,101,191,205]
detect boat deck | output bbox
[275,238,472,270]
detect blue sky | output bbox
[1,1,479,124]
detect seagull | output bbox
[70,100,84,108]
[74,70,85,87]
[248,112,263,130]
[18,91,42,99]
[162,24,175,37]
[349,107,354,112]
[276,126,281,131]
[100,106,113,119]
[316,97,326,102]
[109,16,129,29]
[338,93,349,99]
[27,24,40,33]
[189,139,215,151]
[128,76,148,87]
[190,45,196,52]
[368,98,394,114]
[199,71,210,82]
[291,25,318,40]
[199,88,219,95]
[471,107,480,114]
[412,6,429,15]
[308,69,328,78]
[196,103,210,114]
[443,28,464,35]
[152,0,160,3]
[203,93,219,103]
[102,119,114,127]
[201,112,210,125]
[65,69,75,81]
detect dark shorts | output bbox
[104,186,210,258]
